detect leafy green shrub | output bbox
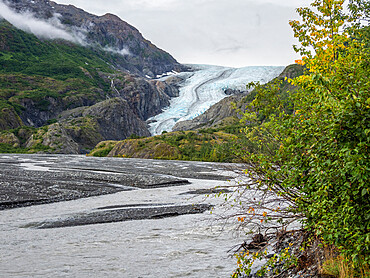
[0,143,27,153]
[91,148,112,157]
[232,1,370,275]
[46,119,57,125]
[128,134,147,139]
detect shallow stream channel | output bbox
[0,154,246,277]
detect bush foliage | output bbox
[232,0,369,275]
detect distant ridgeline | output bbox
[0,0,186,154]
[89,64,304,162]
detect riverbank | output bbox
[0,154,239,222]
[0,154,243,277]
[232,229,329,278]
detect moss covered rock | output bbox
[0,107,22,130]
[88,140,118,157]
[0,132,20,147]
[25,123,79,154]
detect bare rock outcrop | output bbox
[173,94,244,131]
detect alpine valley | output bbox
[0,0,300,156]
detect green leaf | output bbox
[362,188,368,197]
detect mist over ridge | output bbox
[0,0,85,44]
[0,0,132,56]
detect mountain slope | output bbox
[0,4,183,154]
[5,0,185,77]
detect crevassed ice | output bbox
[148,64,285,135]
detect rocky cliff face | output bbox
[172,94,244,131]
[25,123,80,154]
[4,70,179,129]
[23,98,151,153]
[17,91,102,127]
[106,74,180,120]
[6,0,185,77]
[61,98,151,151]
[0,107,23,130]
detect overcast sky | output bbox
[53,0,311,67]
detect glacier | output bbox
[148,64,285,135]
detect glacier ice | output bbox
[148,64,285,135]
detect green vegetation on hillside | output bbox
[0,74,104,112]
[90,127,247,162]
[0,19,122,128]
[0,20,113,83]
[0,126,55,153]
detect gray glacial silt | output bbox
[0,154,237,209]
[0,154,245,277]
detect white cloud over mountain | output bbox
[0,0,86,43]
[0,1,130,56]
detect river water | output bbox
[0,155,246,278]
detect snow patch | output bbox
[156,70,179,79]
